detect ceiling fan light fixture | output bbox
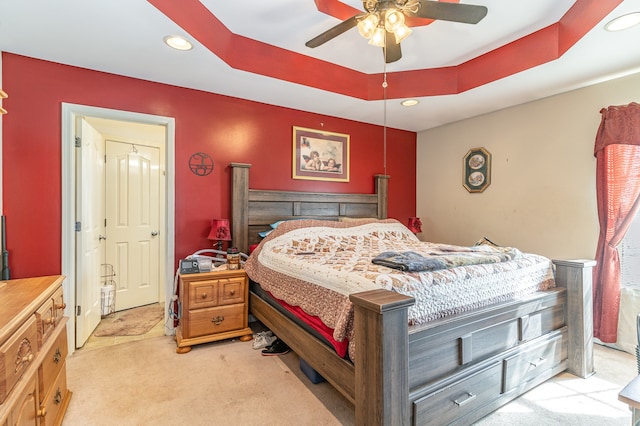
[357,13,379,39]
[368,26,387,47]
[384,8,405,33]
[394,23,412,43]
[163,35,193,51]
[604,12,640,32]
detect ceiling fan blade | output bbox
[384,31,402,63]
[409,1,488,24]
[305,15,360,48]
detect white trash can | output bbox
[101,284,116,317]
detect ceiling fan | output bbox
[305,0,488,63]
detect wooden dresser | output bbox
[0,275,71,426]
[175,269,253,354]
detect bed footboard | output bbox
[350,290,416,425]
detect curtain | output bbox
[593,102,640,342]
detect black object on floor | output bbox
[261,339,290,356]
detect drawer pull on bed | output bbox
[212,315,225,325]
[530,357,547,368]
[454,392,476,407]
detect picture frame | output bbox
[293,126,350,182]
[463,147,491,193]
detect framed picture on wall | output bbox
[463,147,491,193]
[293,126,350,182]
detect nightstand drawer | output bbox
[413,362,502,425]
[219,277,245,305]
[188,304,245,338]
[0,315,38,404]
[189,280,219,309]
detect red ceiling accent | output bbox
[148,0,623,101]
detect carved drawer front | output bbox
[413,363,502,426]
[39,363,69,426]
[7,371,38,426]
[189,280,218,309]
[51,286,66,325]
[36,297,56,348]
[187,304,245,338]
[0,315,38,404]
[38,325,68,402]
[503,329,567,393]
[218,277,245,306]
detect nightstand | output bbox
[175,269,253,354]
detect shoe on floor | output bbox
[252,331,276,350]
[261,339,290,356]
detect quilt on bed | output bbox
[244,219,555,361]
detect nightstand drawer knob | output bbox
[230,290,235,295]
[201,293,207,299]
[212,316,225,325]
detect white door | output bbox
[105,140,161,311]
[75,118,105,347]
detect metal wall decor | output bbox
[463,147,491,193]
[189,152,214,176]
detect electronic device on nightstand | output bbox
[179,257,213,274]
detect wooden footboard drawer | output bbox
[413,362,502,425]
[503,328,567,393]
[187,304,245,337]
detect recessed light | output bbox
[164,35,193,51]
[401,99,419,107]
[604,12,640,32]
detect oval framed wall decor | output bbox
[463,147,491,193]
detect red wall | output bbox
[1,53,416,278]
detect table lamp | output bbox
[207,219,231,251]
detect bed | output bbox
[229,163,595,425]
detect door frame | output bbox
[61,103,175,354]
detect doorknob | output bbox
[98,235,107,241]
[151,230,159,237]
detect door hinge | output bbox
[76,306,81,316]
[75,221,81,232]
[75,136,81,148]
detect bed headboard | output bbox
[230,163,389,254]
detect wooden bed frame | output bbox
[230,163,596,425]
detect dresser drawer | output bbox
[503,329,567,393]
[0,315,38,404]
[187,304,245,338]
[188,280,219,309]
[36,297,57,348]
[218,277,245,306]
[413,363,502,425]
[38,325,68,402]
[39,363,69,426]
[51,286,66,325]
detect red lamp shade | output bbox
[207,219,231,250]
[407,217,422,234]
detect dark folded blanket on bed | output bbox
[372,248,517,272]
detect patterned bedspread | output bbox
[244,219,556,361]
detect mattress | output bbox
[244,219,556,361]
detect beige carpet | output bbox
[92,304,164,337]
[63,335,636,425]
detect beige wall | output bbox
[417,70,640,260]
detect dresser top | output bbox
[0,275,65,342]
